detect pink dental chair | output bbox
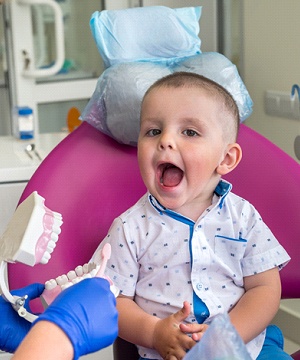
[8,121,300,359]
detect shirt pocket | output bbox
[214,235,247,270]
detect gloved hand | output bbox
[0,283,45,353]
[33,277,118,359]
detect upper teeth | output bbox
[40,251,51,265]
[38,214,63,265]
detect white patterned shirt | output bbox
[92,180,290,360]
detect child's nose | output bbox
[158,132,176,150]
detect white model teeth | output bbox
[67,270,76,280]
[50,233,59,242]
[89,268,98,277]
[56,274,68,285]
[40,239,58,264]
[43,252,119,306]
[38,210,62,264]
[82,273,92,279]
[83,263,89,274]
[40,245,119,308]
[46,240,56,253]
[52,211,63,221]
[45,262,100,293]
[75,265,83,276]
[61,282,72,291]
[71,277,81,284]
[45,279,57,290]
[40,251,51,264]
[52,225,62,235]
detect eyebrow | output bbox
[140,116,211,129]
[180,117,211,130]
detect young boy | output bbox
[93,72,290,359]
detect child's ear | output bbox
[217,143,242,175]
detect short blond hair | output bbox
[142,72,240,142]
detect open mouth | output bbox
[159,163,184,187]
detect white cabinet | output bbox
[3,0,104,135]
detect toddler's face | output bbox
[138,86,232,218]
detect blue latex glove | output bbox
[34,278,118,359]
[0,283,45,353]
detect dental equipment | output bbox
[96,242,111,278]
[25,143,42,161]
[40,243,118,308]
[0,191,63,322]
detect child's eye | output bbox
[147,129,161,137]
[183,129,199,137]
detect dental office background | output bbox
[0,1,299,359]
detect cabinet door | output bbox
[5,0,104,134]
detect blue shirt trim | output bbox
[148,194,211,324]
[214,180,232,209]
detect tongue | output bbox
[162,167,183,187]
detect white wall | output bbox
[242,1,300,347]
[242,0,300,162]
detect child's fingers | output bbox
[173,301,191,323]
[179,322,209,340]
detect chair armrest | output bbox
[292,349,300,360]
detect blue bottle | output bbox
[14,107,34,140]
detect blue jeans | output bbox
[140,325,292,360]
[257,325,292,359]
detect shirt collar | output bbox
[148,179,232,214]
[214,179,232,209]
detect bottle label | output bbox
[18,115,34,132]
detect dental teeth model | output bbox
[41,244,119,308]
[0,191,63,322]
[0,191,62,266]
[0,192,116,323]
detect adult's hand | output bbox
[0,283,44,353]
[34,278,118,359]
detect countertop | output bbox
[0,132,68,183]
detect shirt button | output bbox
[196,283,203,290]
